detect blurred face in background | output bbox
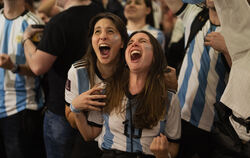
[124,0,151,22]
[56,0,68,9]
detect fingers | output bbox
[86,84,105,95]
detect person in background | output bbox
[93,0,126,22]
[0,0,44,157]
[164,0,231,157]
[160,1,184,75]
[36,0,62,24]
[0,0,3,8]
[210,0,250,157]
[22,0,104,157]
[124,0,165,49]
[72,30,181,158]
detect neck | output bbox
[126,18,147,31]
[129,71,148,95]
[209,8,220,26]
[64,0,91,9]
[3,0,25,19]
[96,61,116,79]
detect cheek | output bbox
[111,35,122,44]
[144,43,153,52]
[92,36,99,52]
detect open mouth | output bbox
[131,50,142,61]
[99,44,110,56]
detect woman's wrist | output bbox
[21,37,30,46]
[70,104,81,113]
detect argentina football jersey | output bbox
[0,9,43,118]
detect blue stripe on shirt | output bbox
[215,54,227,102]
[190,25,216,126]
[178,39,195,109]
[101,114,114,149]
[16,20,28,111]
[0,20,13,117]
[77,68,89,94]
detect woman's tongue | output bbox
[131,53,141,61]
[100,47,110,56]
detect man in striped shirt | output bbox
[0,0,44,157]
[164,0,231,157]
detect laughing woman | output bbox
[74,30,181,158]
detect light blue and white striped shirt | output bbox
[0,9,43,118]
[88,91,181,155]
[171,4,229,132]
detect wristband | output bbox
[70,104,81,113]
[11,64,20,73]
[21,38,30,46]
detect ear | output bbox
[146,7,151,15]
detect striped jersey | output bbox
[171,4,228,132]
[0,9,43,118]
[65,59,103,106]
[88,91,181,155]
[127,24,165,49]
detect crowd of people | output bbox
[0,0,249,158]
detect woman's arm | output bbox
[74,111,102,141]
[65,105,77,128]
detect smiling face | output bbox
[124,0,151,22]
[125,32,153,73]
[92,18,124,66]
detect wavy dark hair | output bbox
[82,12,128,87]
[104,30,168,129]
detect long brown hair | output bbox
[82,12,128,87]
[104,30,168,129]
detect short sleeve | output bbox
[65,65,79,105]
[165,92,181,141]
[37,17,65,56]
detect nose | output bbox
[131,40,139,47]
[99,32,107,40]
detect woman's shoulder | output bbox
[72,59,88,69]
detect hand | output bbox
[23,25,44,41]
[204,32,228,54]
[150,133,170,158]
[164,66,178,92]
[0,54,14,70]
[71,84,107,112]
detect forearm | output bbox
[65,105,77,128]
[75,112,101,141]
[23,38,39,73]
[17,63,36,76]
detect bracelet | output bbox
[11,64,20,73]
[21,38,30,46]
[70,104,81,113]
